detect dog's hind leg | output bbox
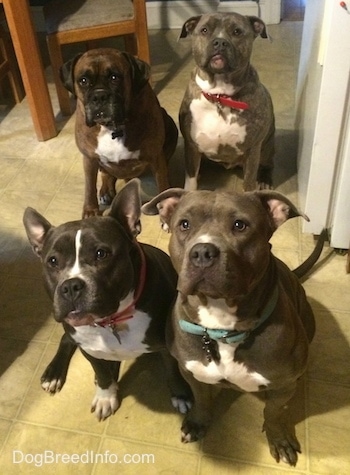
[178,368,214,443]
[160,350,193,414]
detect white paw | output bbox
[91,382,119,421]
[161,221,170,232]
[99,194,113,206]
[171,396,192,414]
[41,379,63,394]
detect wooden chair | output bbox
[0,16,24,104]
[43,0,150,116]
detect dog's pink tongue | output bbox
[65,312,95,327]
[211,54,225,70]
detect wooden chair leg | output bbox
[47,34,72,116]
[0,25,24,103]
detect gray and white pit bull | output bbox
[179,13,275,191]
[23,179,191,421]
[142,188,325,466]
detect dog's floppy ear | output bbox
[247,16,268,39]
[59,53,84,94]
[109,179,142,238]
[121,52,150,94]
[254,190,309,230]
[23,208,53,257]
[141,188,187,231]
[179,15,202,39]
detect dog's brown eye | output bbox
[179,219,190,231]
[233,220,246,231]
[96,249,109,260]
[110,74,120,82]
[233,28,243,36]
[79,77,89,87]
[201,27,208,35]
[47,256,58,267]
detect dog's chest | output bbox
[185,343,270,392]
[95,127,140,165]
[190,96,247,157]
[184,299,270,392]
[71,310,152,360]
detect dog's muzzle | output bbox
[85,88,125,129]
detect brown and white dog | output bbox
[60,48,178,218]
[179,13,275,191]
[142,187,326,466]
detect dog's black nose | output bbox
[189,243,220,268]
[60,278,86,301]
[212,37,229,51]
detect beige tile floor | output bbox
[0,19,350,475]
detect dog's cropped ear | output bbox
[109,179,142,238]
[179,15,202,38]
[23,208,52,257]
[248,16,268,39]
[59,53,84,94]
[141,188,186,231]
[121,52,150,94]
[254,190,309,231]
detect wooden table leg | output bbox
[2,0,57,141]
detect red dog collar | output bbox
[202,91,249,111]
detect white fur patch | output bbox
[95,126,140,165]
[185,342,270,392]
[196,74,236,96]
[91,381,119,421]
[72,309,152,361]
[190,96,246,156]
[184,175,198,191]
[197,298,238,330]
[68,229,82,278]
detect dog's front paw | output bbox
[41,377,64,394]
[181,417,207,443]
[41,365,66,394]
[91,382,120,421]
[171,396,192,414]
[83,206,102,219]
[99,192,115,206]
[264,423,301,466]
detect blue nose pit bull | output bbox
[142,188,324,466]
[23,179,191,421]
[179,13,275,191]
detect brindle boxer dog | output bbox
[60,48,178,218]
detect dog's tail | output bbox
[293,228,328,279]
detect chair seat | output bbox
[44,0,135,34]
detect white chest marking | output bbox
[68,229,82,278]
[72,310,152,360]
[186,343,270,392]
[197,298,238,330]
[191,74,247,156]
[196,74,236,96]
[95,126,140,165]
[190,97,246,156]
